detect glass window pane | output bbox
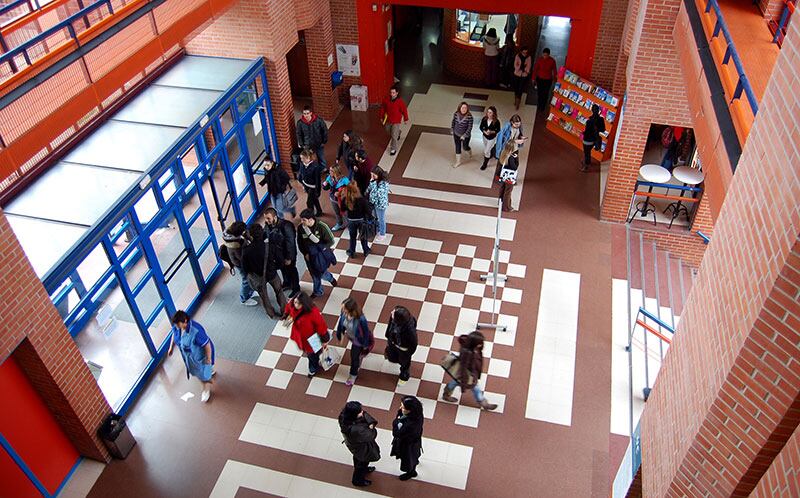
[181,145,200,179]
[166,257,200,312]
[232,161,248,197]
[243,114,266,167]
[239,191,255,223]
[147,307,173,351]
[236,84,258,116]
[220,108,234,136]
[133,275,163,326]
[135,188,159,225]
[197,241,219,283]
[74,274,153,411]
[159,168,177,202]
[77,244,111,292]
[226,132,242,166]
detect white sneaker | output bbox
[374,234,385,242]
[201,389,211,403]
[242,298,258,306]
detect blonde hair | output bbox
[328,163,344,180]
[299,148,317,162]
[499,138,518,166]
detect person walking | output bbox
[222,221,257,307]
[297,209,338,297]
[296,105,329,167]
[483,28,500,87]
[451,102,474,168]
[380,85,409,156]
[365,165,390,242]
[168,310,215,402]
[322,162,350,232]
[242,223,287,319]
[342,183,371,258]
[298,148,324,217]
[479,106,501,171]
[442,331,498,410]
[512,46,532,110]
[391,396,424,481]
[284,292,329,377]
[339,401,380,487]
[335,130,358,179]
[495,114,524,167]
[384,305,418,383]
[496,134,527,212]
[258,158,294,219]
[533,48,558,112]
[264,207,300,296]
[581,104,606,172]
[352,149,374,195]
[336,297,374,386]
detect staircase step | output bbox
[628,228,643,290]
[669,256,685,316]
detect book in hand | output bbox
[307,333,324,353]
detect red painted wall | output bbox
[0,356,80,495]
[356,0,394,104]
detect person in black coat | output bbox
[298,148,324,217]
[258,158,294,219]
[581,104,606,172]
[335,130,359,179]
[391,396,424,481]
[296,105,329,167]
[339,401,380,487]
[341,182,371,258]
[264,207,299,296]
[241,223,287,319]
[384,306,418,382]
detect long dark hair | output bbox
[401,396,424,421]
[392,305,412,326]
[462,331,485,352]
[294,291,315,316]
[372,165,388,184]
[342,297,363,319]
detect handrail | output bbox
[772,0,796,45]
[626,306,675,401]
[696,230,710,244]
[635,180,702,193]
[0,0,39,19]
[637,307,675,334]
[703,0,760,117]
[636,319,673,344]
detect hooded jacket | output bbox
[296,114,328,150]
[221,230,247,268]
[483,34,500,57]
[456,333,484,389]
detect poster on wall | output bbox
[336,44,360,77]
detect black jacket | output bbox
[259,166,290,197]
[336,140,356,177]
[583,114,606,143]
[299,161,324,191]
[241,235,283,280]
[344,196,372,220]
[386,316,418,353]
[390,410,423,467]
[340,412,381,463]
[268,219,297,262]
[296,116,328,149]
[479,117,501,138]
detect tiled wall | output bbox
[637,19,800,497]
[0,209,111,461]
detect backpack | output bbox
[219,245,235,275]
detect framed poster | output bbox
[336,44,360,77]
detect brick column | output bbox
[304,5,341,121]
[758,0,786,21]
[635,20,800,497]
[264,57,296,166]
[751,423,800,497]
[592,0,629,89]
[600,0,692,222]
[0,209,111,461]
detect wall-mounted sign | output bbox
[336,44,360,77]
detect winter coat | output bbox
[483,34,500,57]
[306,243,337,276]
[259,165,290,197]
[340,412,381,463]
[390,410,423,467]
[496,122,525,157]
[336,313,373,349]
[582,114,606,145]
[297,220,335,256]
[335,141,356,178]
[286,303,328,354]
[221,230,247,269]
[343,196,372,221]
[323,174,350,203]
[451,112,474,138]
[241,235,283,280]
[456,334,483,389]
[296,115,328,150]
[365,179,389,211]
[298,160,324,191]
[267,219,297,262]
[353,157,375,191]
[381,96,409,125]
[479,117,501,139]
[385,315,417,364]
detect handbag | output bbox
[282,188,299,208]
[440,352,461,380]
[320,346,342,371]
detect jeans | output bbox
[308,350,320,375]
[311,270,335,296]
[315,146,327,168]
[375,208,386,236]
[239,270,254,302]
[271,190,295,219]
[446,379,485,402]
[385,123,401,152]
[453,134,471,154]
[329,195,345,226]
[347,220,370,255]
[349,343,364,377]
[535,77,552,110]
[582,142,594,166]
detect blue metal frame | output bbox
[0,429,82,498]
[41,58,278,415]
[637,307,675,335]
[696,230,710,244]
[0,0,40,19]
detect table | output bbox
[664,166,705,228]
[631,164,671,225]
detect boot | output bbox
[452,153,462,168]
[480,399,498,411]
[442,386,458,402]
[480,157,489,170]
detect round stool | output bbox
[629,164,671,225]
[663,166,705,228]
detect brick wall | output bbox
[600,0,692,223]
[592,0,629,89]
[0,209,111,461]
[751,423,800,497]
[758,0,786,21]
[636,19,800,497]
[329,0,362,104]
[304,5,343,121]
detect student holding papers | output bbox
[284,292,329,377]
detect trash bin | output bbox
[98,413,136,459]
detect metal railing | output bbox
[696,230,710,244]
[771,0,796,46]
[626,307,675,401]
[626,180,703,227]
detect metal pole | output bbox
[477,197,507,332]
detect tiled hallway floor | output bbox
[87,86,620,497]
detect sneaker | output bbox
[311,291,324,297]
[346,251,355,258]
[353,480,371,487]
[308,369,317,378]
[390,149,396,156]
[242,298,258,306]
[374,234,385,242]
[330,277,338,288]
[398,378,407,386]
[345,375,357,386]
[366,466,376,473]
[201,389,211,403]
[331,223,344,231]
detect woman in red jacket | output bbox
[284,291,329,377]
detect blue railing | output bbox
[704,0,760,118]
[638,307,675,335]
[0,0,40,20]
[696,230,710,244]
[0,0,115,75]
[772,0,795,45]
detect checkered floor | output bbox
[254,229,527,428]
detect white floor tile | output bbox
[255,350,281,369]
[282,340,303,357]
[499,250,511,263]
[340,262,362,277]
[403,133,495,188]
[266,369,293,389]
[428,276,450,291]
[418,397,438,419]
[391,203,516,241]
[488,358,512,378]
[502,287,523,304]
[406,236,443,253]
[363,254,385,268]
[430,332,454,351]
[465,281,485,297]
[450,267,471,281]
[421,362,445,383]
[457,244,477,257]
[270,320,291,338]
[411,345,430,363]
[390,184,499,208]
[306,377,333,398]
[362,294,387,319]
[395,378,421,396]
[481,341,494,358]
[506,263,527,278]
[470,258,491,272]
[443,291,464,307]
[455,405,481,428]
[348,385,394,410]
[376,268,397,282]
[352,277,374,292]
[480,296,500,313]
[436,253,457,266]
[418,302,442,332]
[483,392,506,414]
[383,246,405,259]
